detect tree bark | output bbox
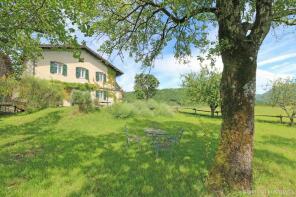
[210,105,216,117]
[289,117,294,126]
[207,0,272,192]
[208,42,258,191]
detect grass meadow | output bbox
[0,106,295,196]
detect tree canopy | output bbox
[0,0,85,63]
[134,73,160,100]
[269,78,296,125]
[182,66,221,116]
[79,0,296,65]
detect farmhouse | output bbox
[25,45,124,106]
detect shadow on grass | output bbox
[3,111,294,196]
[255,149,296,168]
[68,119,220,197]
[178,111,221,119]
[255,118,294,126]
[0,111,220,196]
[253,135,296,182]
[260,135,296,150]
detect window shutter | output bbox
[96,72,99,81]
[103,74,106,83]
[85,69,89,80]
[50,62,57,74]
[95,91,99,98]
[62,64,67,76]
[76,67,81,78]
[104,91,108,100]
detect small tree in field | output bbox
[182,66,221,117]
[134,74,159,100]
[71,90,93,112]
[269,78,296,125]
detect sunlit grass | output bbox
[0,105,295,196]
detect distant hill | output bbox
[255,90,271,104]
[124,88,271,106]
[124,88,189,106]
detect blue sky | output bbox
[80,26,296,94]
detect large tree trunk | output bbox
[208,43,258,191]
[207,0,273,191]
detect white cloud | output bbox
[256,69,292,94]
[116,53,293,94]
[116,54,223,91]
[258,53,296,67]
[113,57,142,92]
[151,55,292,94]
[259,33,296,57]
[151,55,223,89]
[269,62,290,70]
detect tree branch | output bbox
[249,0,273,45]
[140,0,216,24]
[273,18,296,25]
[272,8,296,25]
[273,8,296,19]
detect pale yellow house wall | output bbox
[26,49,123,105]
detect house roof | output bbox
[40,44,123,76]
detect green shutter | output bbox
[62,64,67,76]
[103,74,106,83]
[76,67,81,78]
[50,62,57,74]
[104,91,108,100]
[96,72,99,81]
[85,69,89,80]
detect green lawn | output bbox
[0,106,295,196]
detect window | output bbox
[57,65,63,74]
[76,67,89,80]
[50,61,67,76]
[96,90,108,101]
[96,72,106,82]
[80,69,86,78]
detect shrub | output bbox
[154,102,174,116]
[110,102,136,118]
[0,76,18,102]
[110,99,173,119]
[19,77,64,111]
[133,101,154,117]
[71,90,93,112]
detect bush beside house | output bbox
[19,77,64,111]
[0,77,64,112]
[71,90,93,112]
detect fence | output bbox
[0,102,25,114]
[176,106,293,124]
[176,107,220,116]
